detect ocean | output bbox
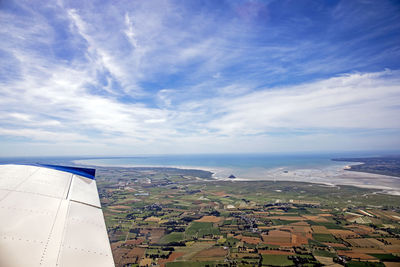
[74,153,343,170]
[72,153,400,193]
[2,153,398,192]
[73,153,359,180]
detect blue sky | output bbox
[1,0,400,156]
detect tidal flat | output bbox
[75,155,400,195]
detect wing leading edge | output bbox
[0,164,115,267]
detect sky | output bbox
[0,0,400,156]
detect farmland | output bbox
[96,166,400,266]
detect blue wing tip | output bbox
[38,164,96,179]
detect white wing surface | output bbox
[0,164,114,267]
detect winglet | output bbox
[37,164,96,179]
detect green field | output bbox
[313,249,336,257]
[185,222,220,238]
[345,261,385,267]
[262,255,294,266]
[308,221,344,229]
[95,165,400,267]
[312,233,337,243]
[159,232,185,244]
[368,253,400,262]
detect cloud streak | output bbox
[0,0,399,156]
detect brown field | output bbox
[112,247,130,263]
[366,238,386,248]
[382,210,400,221]
[350,248,386,254]
[291,233,309,246]
[112,247,146,266]
[150,230,165,243]
[139,258,152,266]
[239,235,262,245]
[346,238,385,248]
[346,238,375,248]
[319,214,333,217]
[384,263,400,267]
[369,210,400,221]
[312,225,330,234]
[125,238,145,246]
[119,257,138,266]
[158,252,185,267]
[291,226,312,234]
[111,241,124,250]
[328,229,358,238]
[314,256,342,267]
[258,225,284,230]
[302,215,329,222]
[193,247,228,258]
[280,225,311,242]
[127,247,146,259]
[383,245,400,253]
[262,230,292,246]
[372,230,390,237]
[195,215,223,223]
[144,216,161,222]
[139,228,165,243]
[384,238,400,245]
[345,225,374,235]
[213,191,228,197]
[107,209,125,213]
[109,205,131,210]
[337,251,378,261]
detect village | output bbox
[95,167,400,267]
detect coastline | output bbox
[332,157,400,178]
[74,159,400,195]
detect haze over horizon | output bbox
[1,0,400,157]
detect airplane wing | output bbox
[0,164,115,267]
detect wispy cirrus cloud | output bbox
[0,0,399,156]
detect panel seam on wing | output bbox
[0,235,46,244]
[0,167,40,202]
[0,188,67,199]
[0,205,54,215]
[64,173,74,199]
[55,201,71,266]
[39,199,63,266]
[70,199,101,209]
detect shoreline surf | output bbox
[73,158,400,195]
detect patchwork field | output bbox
[95,166,400,266]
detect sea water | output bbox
[73,153,361,180]
[1,153,399,192]
[74,153,340,169]
[74,153,400,193]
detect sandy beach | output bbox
[74,159,400,195]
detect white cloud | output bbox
[124,13,139,49]
[1,0,400,156]
[202,71,400,135]
[0,68,399,155]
